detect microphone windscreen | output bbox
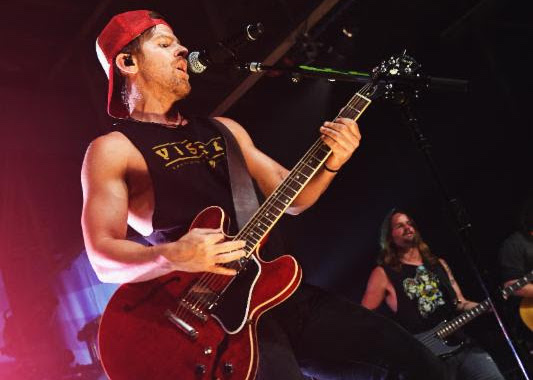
[187,51,207,74]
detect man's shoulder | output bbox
[212,116,255,148]
[371,265,390,280]
[87,131,134,153]
[83,131,135,170]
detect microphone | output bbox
[188,22,264,74]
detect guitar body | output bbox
[519,297,533,331]
[414,322,464,357]
[98,206,302,379]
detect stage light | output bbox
[342,27,353,38]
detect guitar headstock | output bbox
[372,51,421,81]
[358,51,422,102]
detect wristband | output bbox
[323,163,340,173]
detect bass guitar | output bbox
[97,54,417,379]
[415,270,533,357]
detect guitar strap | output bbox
[209,117,260,230]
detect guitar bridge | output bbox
[179,299,209,322]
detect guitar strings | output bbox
[416,301,490,349]
[175,136,333,317]
[176,83,374,318]
[178,83,374,317]
[178,84,373,318]
[185,84,374,312]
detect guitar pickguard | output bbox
[211,255,261,333]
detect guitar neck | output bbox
[502,270,533,299]
[436,300,491,339]
[235,90,372,255]
[437,270,533,338]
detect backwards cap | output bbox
[96,10,170,119]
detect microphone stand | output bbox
[394,94,530,380]
[236,61,469,93]
[237,59,530,379]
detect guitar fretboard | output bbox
[436,300,491,339]
[235,89,372,256]
[436,270,533,338]
[502,270,533,299]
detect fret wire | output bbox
[344,86,370,109]
[252,222,267,232]
[346,91,371,111]
[311,150,329,160]
[344,101,367,116]
[287,177,304,189]
[348,95,369,109]
[283,177,301,190]
[346,104,362,113]
[234,83,373,247]
[259,213,275,223]
[236,140,320,249]
[236,138,326,243]
[339,110,357,120]
[282,184,298,195]
[190,118,355,300]
[291,176,305,187]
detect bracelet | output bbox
[323,163,340,173]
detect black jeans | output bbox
[257,283,449,380]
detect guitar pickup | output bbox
[165,309,198,340]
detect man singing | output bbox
[82,10,448,379]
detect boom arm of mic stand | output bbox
[239,62,371,83]
[238,62,469,93]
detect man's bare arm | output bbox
[361,266,389,310]
[81,133,245,283]
[216,117,361,215]
[439,259,478,311]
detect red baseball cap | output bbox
[96,10,171,119]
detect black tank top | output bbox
[115,117,236,245]
[383,261,458,334]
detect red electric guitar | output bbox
[98,55,417,379]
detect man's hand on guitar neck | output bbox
[503,280,533,299]
[456,299,479,311]
[320,117,361,171]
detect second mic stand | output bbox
[236,62,469,93]
[240,57,529,378]
[386,86,530,380]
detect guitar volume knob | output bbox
[223,362,234,374]
[195,364,207,375]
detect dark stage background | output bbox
[0,0,531,379]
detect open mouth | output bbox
[175,61,188,74]
[176,65,189,79]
